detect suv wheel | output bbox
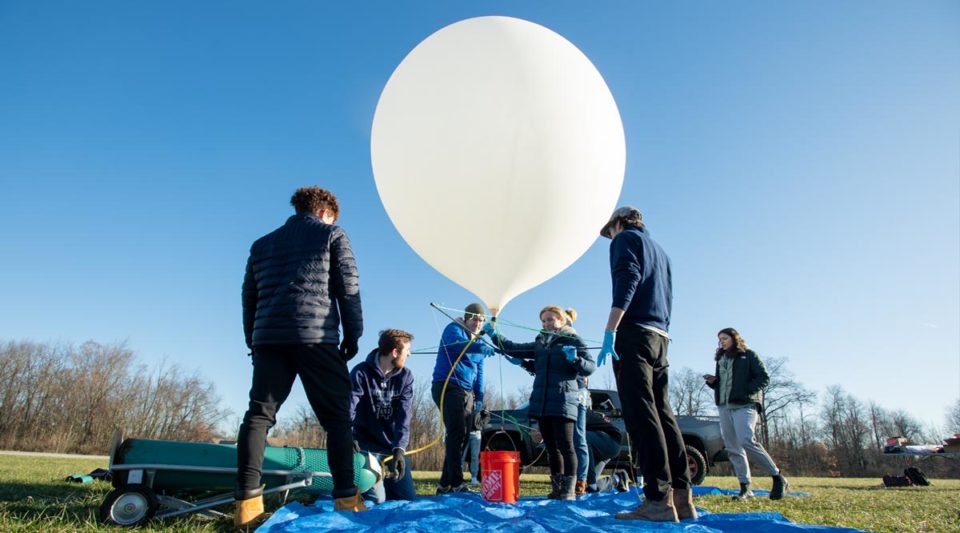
[685,445,707,485]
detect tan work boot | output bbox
[234,487,266,529]
[615,487,679,522]
[333,486,369,512]
[575,479,587,496]
[672,487,699,520]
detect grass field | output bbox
[1,453,958,532]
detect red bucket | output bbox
[480,450,520,503]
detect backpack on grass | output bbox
[904,466,930,486]
[882,474,912,487]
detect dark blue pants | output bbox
[363,452,417,503]
[586,430,622,488]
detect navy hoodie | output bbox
[350,349,414,454]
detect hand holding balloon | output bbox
[562,345,577,362]
[598,330,619,366]
[482,322,496,336]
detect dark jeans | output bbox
[362,452,417,503]
[431,381,473,488]
[586,430,621,487]
[237,344,356,497]
[613,325,691,500]
[538,416,576,477]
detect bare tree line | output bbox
[0,340,227,454]
[4,338,955,478]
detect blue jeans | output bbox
[363,452,417,504]
[574,391,590,481]
[461,430,481,481]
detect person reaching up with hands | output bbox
[485,305,595,501]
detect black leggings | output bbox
[538,416,576,477]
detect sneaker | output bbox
[469,479,481,486]
[732,482,754,501]
[435,485,451,495]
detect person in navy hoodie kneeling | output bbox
[350,329,417,503]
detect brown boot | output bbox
[615,487,679,522]
[575,479,587,496]
[333,486,368,512]
[234,488,266,529]
[672,487,699,520]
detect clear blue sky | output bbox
[1,1,957,433]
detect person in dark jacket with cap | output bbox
[597,206,696,523]
[486,305,595,501]
[351,329,416,503]
[704,327,788,500]
[431,303,495,494]
[235,186,366,526]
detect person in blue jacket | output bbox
[431,303,494,494]
[486,305,595,501]
[350,329,416,503]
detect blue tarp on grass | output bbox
[256,487,863,533]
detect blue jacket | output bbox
[431,319,492,401]
[489,325,595,421]
[609,226,672,332]
[242,213,363,348]
[350,349,414,453]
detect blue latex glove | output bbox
[562,345,577,362]
[598,330,619,366]
[482,322,496,336]
[474,400,483,413]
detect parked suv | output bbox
[480,388,727,484]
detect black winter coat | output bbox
[242,213,362,348]
[706,349,769,411]
[490,325,595,421]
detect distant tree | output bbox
[947,398,960,434]
[760,357,815,446]
[669,367,713,416]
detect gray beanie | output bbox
[464,303,485,320]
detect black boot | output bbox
[732,482,753,500]
[547,474,562,499]
[558,475,576,501]
[770,474,789,500]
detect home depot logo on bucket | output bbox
[480,450,520,503]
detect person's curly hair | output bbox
[379,329,414,355]
[715,327,749,361]
[290,187,340,220]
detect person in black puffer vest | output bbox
[235,187,365,526]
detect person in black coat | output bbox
[704,327,788,501]
[235,187,366,526]
[486,305,595,501]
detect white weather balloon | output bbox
[371,16,625,314]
